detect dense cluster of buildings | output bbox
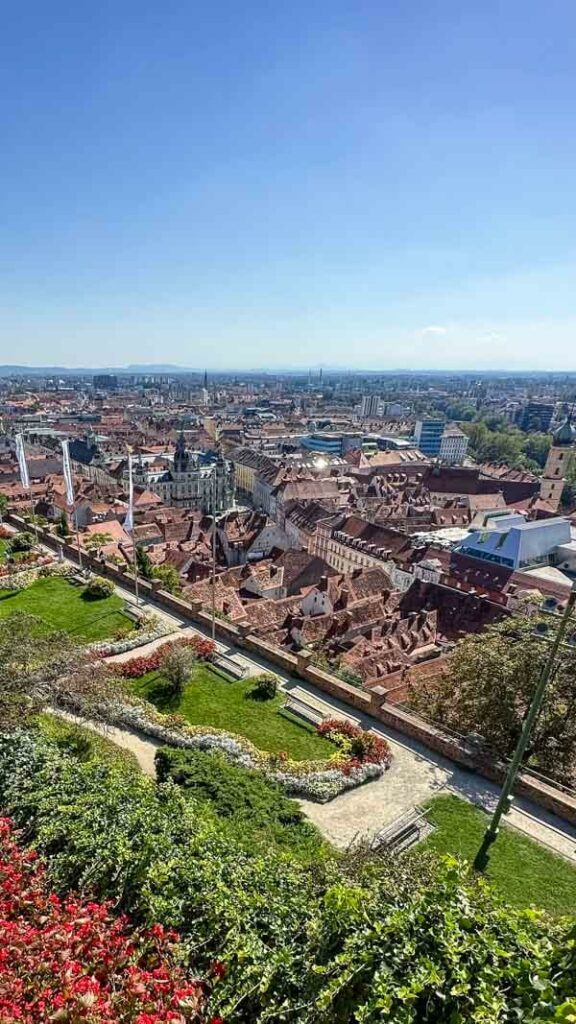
[1,368,575,707]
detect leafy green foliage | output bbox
[1,728,575,1022]
[152,563,182,594]
[84,531,114,553]
[8,531,34,553]
[463,419,552,472]
[248,673,278,700]
[0,612,116,729]
[408,614,576,782]
[84,575,115,599]
[156,746,325,861]
[136,543,154,579]
[55,510,70,538]
[561,452,576,509]
[160,644,197,696]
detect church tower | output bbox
[173,431,189,474]
[540,416,576,511]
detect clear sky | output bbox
[2,1,575,370]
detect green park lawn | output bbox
[0,576,132,642]
[0,539,8,563]
[130,665,334,761]
[422,794,576,916]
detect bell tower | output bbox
[540,415,576,511]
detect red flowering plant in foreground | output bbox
[116,637,216,678]
[317,718,392,768]
[0,817,222,1023]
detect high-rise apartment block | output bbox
[414,418,445,457]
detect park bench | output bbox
[372,807,431,855]
[213,652,247,679]
[69,570,90,587]
[122,603,146,623]
[283,686,361,728]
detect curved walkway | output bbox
[58,710,576,859]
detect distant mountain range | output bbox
[0,364,198,377]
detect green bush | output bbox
[248,673,278,700]
[8,531,34,553]
[83,575,115,599]
[0,729,574,1023]
[155,746,324,860]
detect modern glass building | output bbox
[414,419,445,457]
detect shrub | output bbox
[0,730,574,1023]
[317,718,393,768]
[161,645,198,696]
[0,816,211,1023]
[248,673,278,700]
[155,746,324,860]
[84,575,115,599]
[8,531,34,553]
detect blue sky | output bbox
[1,0,575,370]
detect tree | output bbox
[0,494,8,522]
[161,644,197,696]
[408,614,576,782]
[55,510,70,538]
[522,432,552,469]
[152,563,182,594]
[561,452,576,510]
[0,612,116,730]
[136,543,153,579]
[84,531,114,556]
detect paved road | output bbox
[53,555,576,858]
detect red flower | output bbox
[0,818,211,1023]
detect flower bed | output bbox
[96,696,391,802]
[116,636,217,677]
[0,816,218,1023]
[90,618,173,656]
[0,560,66,591]
[317,718,393,767]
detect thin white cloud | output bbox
[477,331,506,345]
[418,325,448,337]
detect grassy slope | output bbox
[130,665,334,761]
[38,713,140,773]
[0,576,132,641]
[422,794,576,916]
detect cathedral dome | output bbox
[553,417,576,447]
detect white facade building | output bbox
[439,426,469,465]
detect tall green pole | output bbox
[474,584,576,872]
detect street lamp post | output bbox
[474,584,576,872]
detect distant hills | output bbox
[0,364,197,377]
